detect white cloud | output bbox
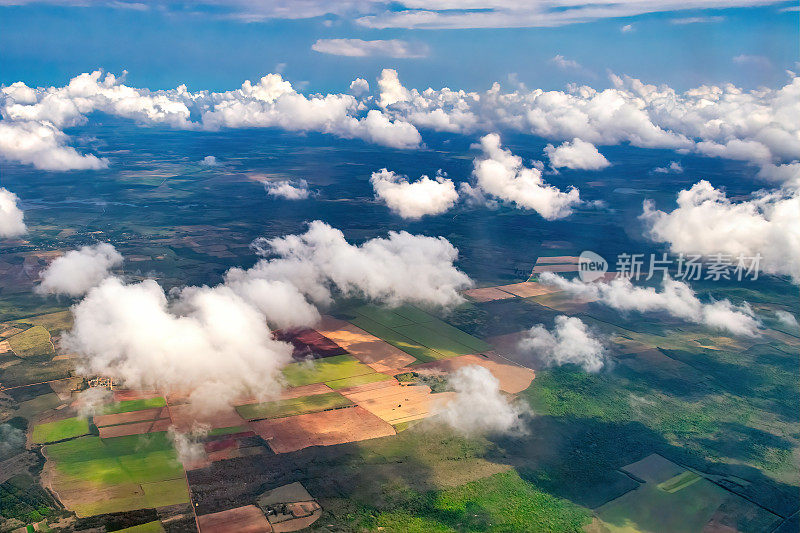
[775,309,798,328]
[733,54,773,69]
[200,155,218,166]
[540,272,762,336]
[370,168,459,219]
[433,365,528,435]
[0,188,27,238]
[349,77,370,96]
[469,133,581,219]
[376,70,800,166]
[37,243,123,297]
[549,54,582,70]
[544,138,610,170]
[265,179,310,200]
[64,277,296,412]
[0,120,108,170]
[312,38,428,58]
[517,315,606,372]
[620,23,634,32]
[641,180,800,281]
[242,220,472,308]
[670,15,725,24]
[62,222,472,413]
[377,68,412,109]
[653,160,683,174]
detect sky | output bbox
[0,1,797,93]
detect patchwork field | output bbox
[31,417,90,444]
[196,504,272,533]
[281,353,387,388]
[339,379,455,425]
[6,325,55,358]
[314,316,417,372]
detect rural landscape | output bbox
[0,1,798,532]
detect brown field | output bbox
[340,380,456,425]
[168,404,247,432]
[113,389,163,402]
[94,407,166,427]
[413,352,535,394]
[98,418,172,439]
[251,406,395,453]
[495,281,558,298]
[536,256,580,264]
[197,505,272,533]
[463,287,515,302]
[269,502,322,532]
[314,316,416,372]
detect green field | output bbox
[6,326,54,358]
[31,417,90,444]
[658,471,701,493]
[44,432,188,516]
[235,392,352,420]
[353,470,591,532]
[100,397,167,415]
[597,476,728,533]
[325,372,392,389]
[13,311,73,334]
[116,521,165,533]
[207,425,249,436]
[282,354,379,386]
[348,304,491,364]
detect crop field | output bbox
[31,417,90,444]
[597,474,729,533]
[235,391,353,420]
[657,471,701,493]
[6,325,54,358]
[347,304,491,364]
[314,316,417,371]
[13,310,73,334]
[43,430,188,517]
[281,353,385,387]
[101,397,167,415]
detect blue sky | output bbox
[0,1,796,93]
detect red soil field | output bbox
[413,352,535,394]
[314,316,416,372]
[251,406,395,453]
[197,505,273,533]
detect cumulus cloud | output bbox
[0,70,421,170]
[312,38,428,58]
[370,168,459,219]
[0,424,25,460]
[200,155,218,166]
[61,222,471,413]
[74,386,113,419]
[469,133,581,219]
[64,277,296,412]
[544,138,610,170]
[775,310,798,329]
[641,180,800,281]
[0,188,27,238]
[433,365,528,436]
[37,243,123,297]
[265,179,311,200]
[653,161,683,174]
[541,272,761,337]
[375,70,800,166]
[377,68,411,109]
[242,220,472,308]
[349,77,370,96]
[620,24,634,33]
[549,54,582,71]
[168,425,208,467]
[517,315,606,372]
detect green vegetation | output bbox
[658,471,701,493]
[348,304,491,364]
[207,425,249,436]
[282,354,378,386]
[349,470,591,532]
[0,474,58,524]
[31,417,90,444]
[7,326,54,358]
[598,476,727,533]
[100,397,167,415]
[115,521,165,533]
[44,432,187,517]
[235,392,352,420]
[13,311,73,335]
[325,372,392,389]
